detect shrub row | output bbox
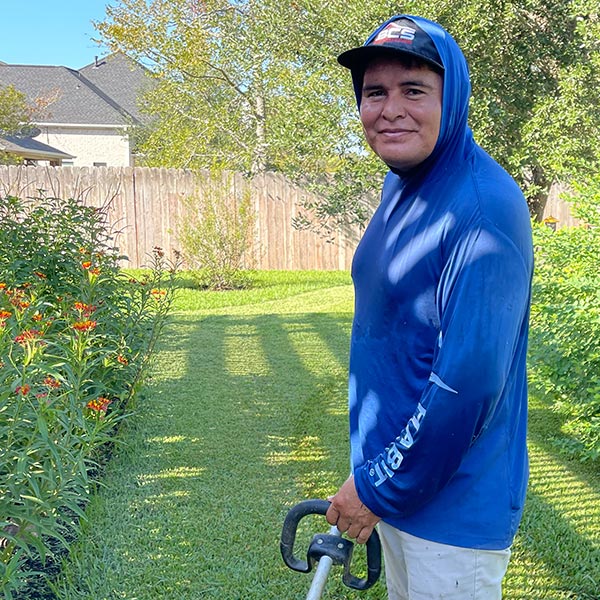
[529,177,600,462]
[0,195,178,598]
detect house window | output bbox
[93,162,107,167]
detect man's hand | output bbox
[326,475,381,544]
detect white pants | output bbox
[378,521,511,600]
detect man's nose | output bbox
[382,95,406,120]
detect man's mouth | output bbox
[378,129,414,138]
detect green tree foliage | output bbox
[95,0,600,222]
[96,1,350,174]
[425,0,600,218]
[0,85,30,135]
[530,176,600,461]
[0,85,32,165]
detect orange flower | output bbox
[151,288,166,297]
[82,261,92,270]
[0,310,11,319]
[89,267,101,276]
[32,313,43,322]
[34,271,47,279]
[73,301,97,316]
[14,329,41,344]
[0,283,6,290]
[10,297,30,309]
[72,320,97,332]
[15,384,30,396]
[44,376,61,388]
[86,397,111,412]
[117,355,129,365]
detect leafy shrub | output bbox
[177,173,255,290]
[0,194,179,598]
[530,176,600,461]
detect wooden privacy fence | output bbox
[542,183,580,228]
[0,166,367,270]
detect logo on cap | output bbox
[372,22,416,46]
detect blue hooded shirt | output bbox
[348,15,533,550]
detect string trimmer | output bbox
[280,499,382,599]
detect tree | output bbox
[0,84,32,164]
[421,0,600,218]
[95,0,600,223]
[96,1,345,173]
[0,85,30,135]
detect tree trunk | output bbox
[525,165,551,221]
[251,93,267,176]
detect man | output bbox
[325,15,533,600]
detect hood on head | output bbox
[338,15,473,174]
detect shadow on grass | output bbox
[53,307,387,599]
[504,388,600,599]
[53,307,600,600]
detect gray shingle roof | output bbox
[79,53,153,124]
[0,53,153,127]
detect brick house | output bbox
[0,53,153,167]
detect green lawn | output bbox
[51,272,599,599]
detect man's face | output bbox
[359,57,443,172]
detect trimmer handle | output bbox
[280,499,381,591]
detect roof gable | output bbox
[78,53,154,124]
[0,53,154,127]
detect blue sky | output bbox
[0,1,113,69]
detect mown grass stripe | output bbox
[52,274,599,600]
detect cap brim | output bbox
[337,45,444,72]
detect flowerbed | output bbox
[0,194,178,598]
